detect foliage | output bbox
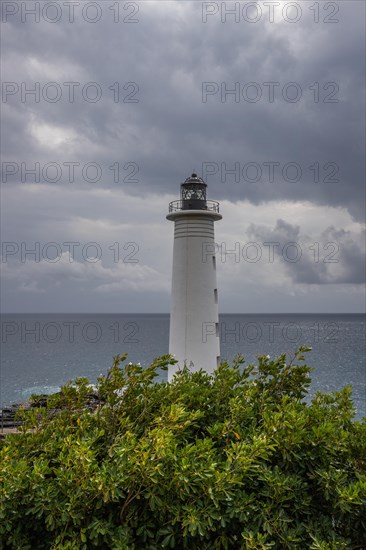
[1,347,365,549]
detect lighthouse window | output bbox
[216,323,219,337]
[212,256,216,270]
[216,356,221,367]
[214,289,218,303]
[183,189,205,200]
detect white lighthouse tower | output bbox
[167,173,222,381]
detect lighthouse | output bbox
[167,173,222,381]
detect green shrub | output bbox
[1,347,365,549]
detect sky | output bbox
[1,0,365,313]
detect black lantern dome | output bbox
[180,173,207,210]
[167,173,220,214]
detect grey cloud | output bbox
[2,1,364,220]
[1,1,365,312]
[248,219,366,285]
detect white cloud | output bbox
[29,118,79,150]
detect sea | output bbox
[1,314,365,419]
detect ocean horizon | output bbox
[1,313,365,419]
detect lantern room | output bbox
[180,173,207,210]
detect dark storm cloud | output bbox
[2,1,365,219]
[1,1,365,313]
[248,219,366,285]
